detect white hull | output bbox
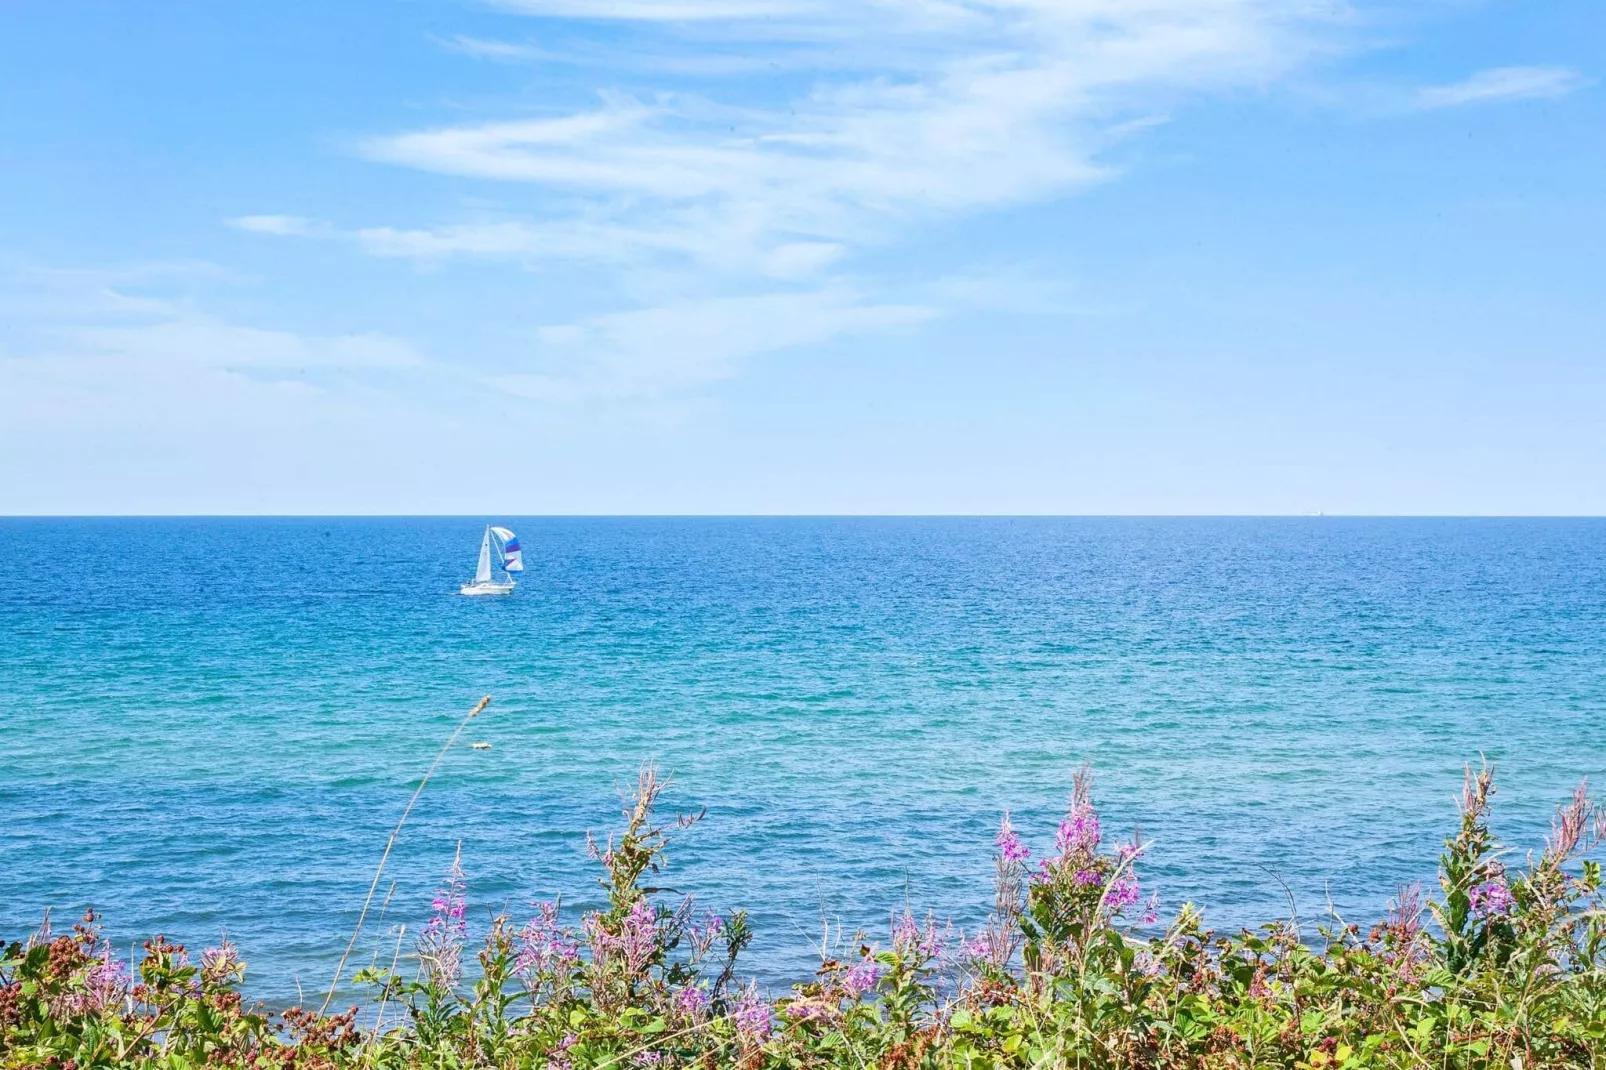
[460,581,515,597]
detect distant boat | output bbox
[460,525,523,596]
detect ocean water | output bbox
[2,517,1604,1003]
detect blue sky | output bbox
[1,0,1600,514]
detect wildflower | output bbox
[1131,949,1161,977]
[842,957,880,998]
[1389,884,1424,941]
[1103,873,1141,913]
[1469,881,1514,918]
[688,912,725,958]
[419,853,468,989]
[199,941,241,985]
[516,901,580,982]
[620,899,658,974]
[962,934,992,960]
[79,949,128,1014]
[584,899,659,978]
[1072,869,1102,887]
[674,984,709,1019]
[996,813,1031,864]
[634,1051,668,1068]
[1056,804,1100,856]
[891,911,921,950]
[549,1031,579,1070]
[733,983,772,1041]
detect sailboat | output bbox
[460,525,524,596]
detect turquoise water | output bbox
[3,517,1604,1001]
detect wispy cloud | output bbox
[1415,66,1590,110]
[229,214,322,237]
[487,0,820,21]
[495,289,934,401]
[239,0,1356,401]
[0,260,427,379]
[348,1,1343,281]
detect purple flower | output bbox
[419,853,468,989]
[891,911,921,950]
[199,942,241,984]
[1131,949,1161,977]
[689,912,726,957]
[1469,881,1514,919]
[516,901,580,982]
[1056,804,1101,856]
[1103,873,1141,913]
[842,957,880,998]
[962,934,992,960]
[1072,869,1102,887]
[996,813,1031,864]
[634,1051,668,1068]
[548,1032,579,1070]
[584,899,659,978]
[82,949,128,1012]
[674,984,709,1018]
[620,900,658,973]
[734,983,772,1041]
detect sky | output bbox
[0,0,1601,515]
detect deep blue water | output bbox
[2,517,1604,1002]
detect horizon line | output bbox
[3,513,1605,521]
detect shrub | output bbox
[6,760,1606,1068]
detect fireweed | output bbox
[6,760,1606,1069]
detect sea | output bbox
[2,517,1603,1003]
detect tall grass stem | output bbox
[319,694,491,1013]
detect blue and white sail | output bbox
[490,526,523,572]
[461,524,519,596]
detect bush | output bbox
[6,760,1606,1068]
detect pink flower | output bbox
[996,813,1031,864]
[419,854,468,989]
[549,1032,579,1070]
[674,984,709,1018]
[199,942,241,984]
[892,911,921,950]
[842,957,880,998]
[81,949,128,1013]
[516,901,580,981]
[734,983,772,1041]
[1056,804,1101,856]
[1103,873,1141,913]
[584,899,659,978]
[1469,881,1514,918]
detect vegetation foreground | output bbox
[7,762,1606,1069]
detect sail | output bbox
[490,526,524,572]
[474,527,493,584]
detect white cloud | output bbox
[228,214,321,236]
[488,0,819,20]
[348,0,1345,278]
[54,320,426,372]
[495,289,934,400]
[234,0,1356,402]
[1416,66,1590,110]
